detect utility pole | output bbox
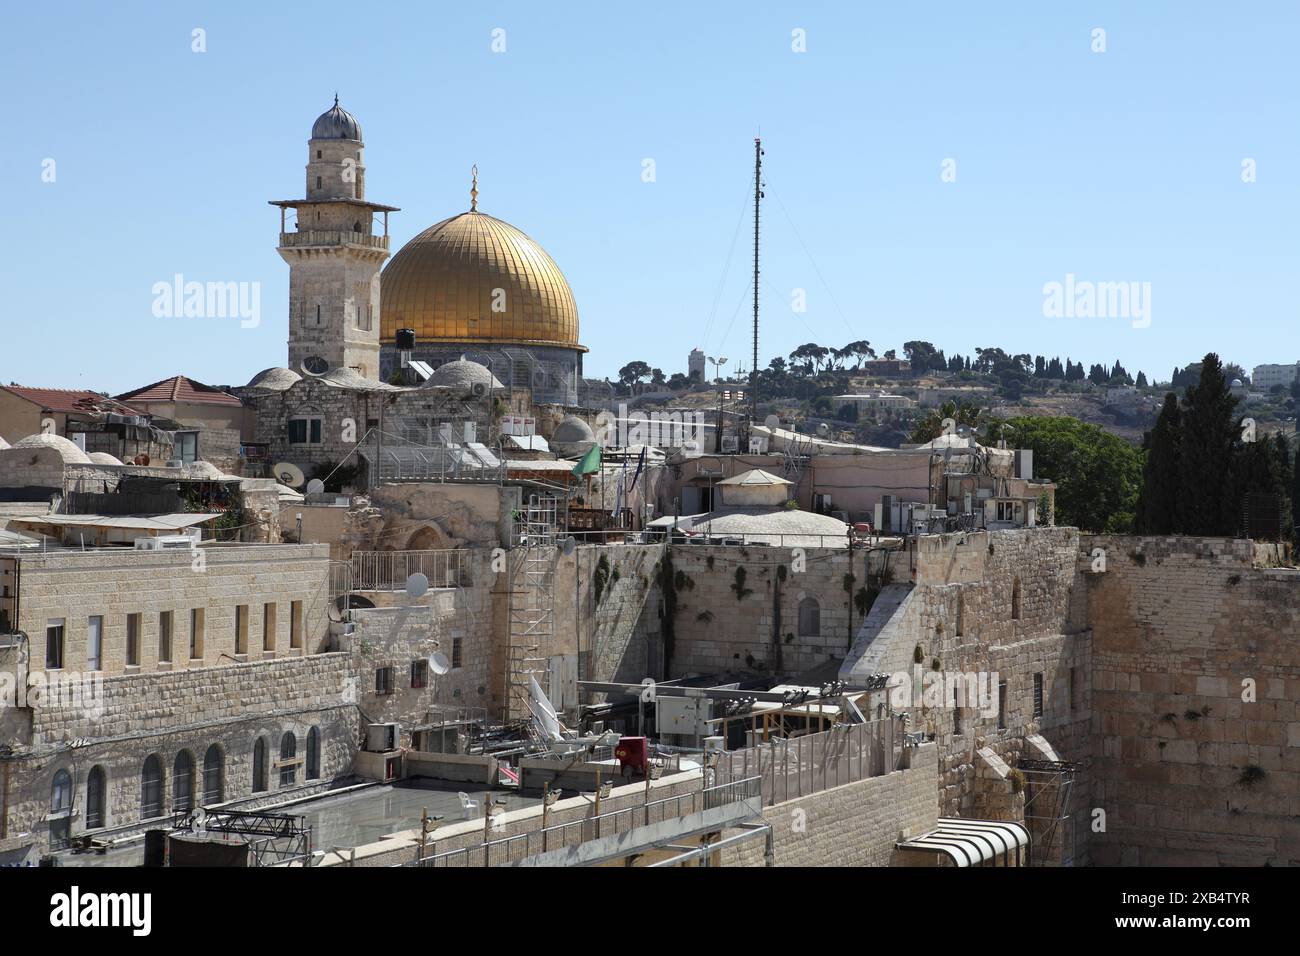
[750,137,763,440]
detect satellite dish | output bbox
[816,422,831,437]
[405,572,429,599]
[306,478,325,494]
[560,536,577,556]
[274,462,305,488]
[429,652,451,676]
[300,356,329,376]
[764,414,780,430]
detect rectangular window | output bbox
[1069,667,1077,712]
[410,659,428,689]
[126,613,141,667]
[375,667,394,696]
[290,600,303,649]
[1033,672,1044,718]
[159,611,173,663]
[452,637,462,669]
[288,417,323,445]
[263,602,276,652]
[87,615,103,671]
[45,618,65,670]
[997,679,1008,730]
[190,608,205,660]
[235,604,248,655]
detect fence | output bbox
[345,549,467,592]
[407,776,762,868]
[715,719,897,806]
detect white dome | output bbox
[87,452,123,465]
[245,367,302,391]
[424,358,503,391]
[11,433,92,465]
[553,415,595,445]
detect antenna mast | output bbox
[751,137,763,434]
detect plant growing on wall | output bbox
[913,644,925,664]
[1007,767,1025,794]
[594,553,612,604]
[731,566,753,600]
[1237,765,1266,788]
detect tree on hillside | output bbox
[909,400,983,444]
[618,361,651,389]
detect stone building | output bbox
[115,375,252,472]
[0,543,354,864]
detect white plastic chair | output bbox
[458,791,479,820]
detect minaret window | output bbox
[316,176,322,189]
[316,304,321,326]
[316,150,322,158]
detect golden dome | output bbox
[381,210,583,351]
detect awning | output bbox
[897,818,1030,867]
[10,513,221,532]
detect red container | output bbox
[614,736,648,775]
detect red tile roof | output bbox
[0,385,140,416]
[116,375,244,408]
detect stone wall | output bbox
[719,742,939,867]
[666,545,868,680]
[3,544,332,677]
[0,652,358,860]
[1083,535,1300,866]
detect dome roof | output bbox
[552,415,595,445]
[319,367,402,391]
[311,96,362,141]
[87,452,123,465]
[12,433,92,464]
[381,210,582,351]
[424,358,503,391]
[246,367,302,391]
[0,436,9,450]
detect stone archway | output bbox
[405,523,449,551]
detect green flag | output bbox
[571,443,601,477]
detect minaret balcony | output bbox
[278,229,389,251]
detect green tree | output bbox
[1134,393,1181,533]
[986,416,1142,532]
[1177,353,1241,535]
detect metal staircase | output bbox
[506,495,558,722]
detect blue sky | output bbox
[2,1,1296,394]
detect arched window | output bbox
[50,769,73,849]
[280,732,297,787]
[252,737,268,793]
[306,727,321,780]
[173,751,194,814]
[1011,578,1022,621]
[86,765,106,830]
[141,755,163,819]
[798,597,821,637]
[202,745,223,805]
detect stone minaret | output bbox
[271,96,398,380]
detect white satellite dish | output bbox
[306,478,325,494]
[274,462,305,488]
[429,652,451,676]
[405,573,429,599]
[764,414,780,430]
[560,536,577,556]
[816,422,831,437]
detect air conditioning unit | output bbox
[366,723,399,753]
[470,382,488,398]
[720,435,739,453]
[133,534,197,551]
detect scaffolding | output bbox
[1018,757,1078,866]
[506,495,558,722]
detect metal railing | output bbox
[715,719,898,807]
[406,775,762,868]
[346,549,467,592]
[279,229,388,251]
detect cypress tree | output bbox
[1136,393,1182,533]
[1177,353,1240,535]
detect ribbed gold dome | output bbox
[381,210,583,351]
